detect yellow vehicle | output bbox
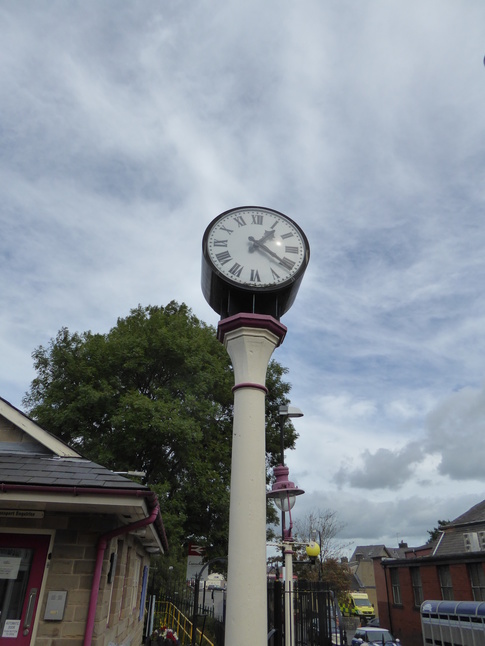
[339,592,375,621]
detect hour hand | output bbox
[248,229,275,251]
[248,237,284,263]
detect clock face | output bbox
[204,207,309,290]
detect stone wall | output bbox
[3,512,150,646]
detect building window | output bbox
[438,565,454,600]
[390,568,401,605]
[411,568,423,607]
[108,540,123,627]
[468,563,485,601]
[120,546,132,619]
[131,555,142,611]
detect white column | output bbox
[218,314,286,646]
[284,543,295,646]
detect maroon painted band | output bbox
[217,312,287,346]
[232,382,269,394]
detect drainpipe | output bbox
[382,561,394,635]
[83,497,161,646]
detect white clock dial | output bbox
[206,207,308,289]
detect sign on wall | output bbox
[186,543,206,581]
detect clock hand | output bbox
[248,237,286,265]
[248,229,275,252]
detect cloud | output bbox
[426,384,485,481]
[292,488,485,551]
[3,0,485,551]
[327,382,485,495]
[333,442,424,490]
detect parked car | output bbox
[366,617,380,627]
[351,627,400,646]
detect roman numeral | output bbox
[229,263,243,277]
[285,246,299,254]
[250,269,261,282]
[216,251,232,265]
[281,232,294,239]
[219,225,233,235]
[280,257,295,271]
[271,268,281,280]
[251,214,263,225]
[233,216,247,227]
[213,239,228,247]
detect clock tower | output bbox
[201,207,309,646]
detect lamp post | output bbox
[267,467,304,646]
[276,406,304,552]
[278,406,304,473]
[267,406,304,646]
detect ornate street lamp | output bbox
[268,465,304,537]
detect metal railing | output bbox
[154,600,215,646]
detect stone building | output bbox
[0,396,168,646]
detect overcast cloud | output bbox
[2,0,485,554]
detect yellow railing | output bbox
[155,601,215,646]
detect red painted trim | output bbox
[217,313,287,345]
[232,382,268,394]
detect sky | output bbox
[2,1,485,556]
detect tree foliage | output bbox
[23,301,297,562]
[426,519,451,544]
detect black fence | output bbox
[160,579,343,646]
[268,580,344,646]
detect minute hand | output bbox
[248,237,290,268]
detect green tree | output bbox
[426,520,451,544]
[23,301,297,563]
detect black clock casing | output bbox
[202,206,310,320]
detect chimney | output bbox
[399,541,408,549]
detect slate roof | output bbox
[0,396,144,491]
[0,396,168,552]
[350,545,407,561]
[0,453,143,489]
[431,501,485,557]
[449,499,485,527]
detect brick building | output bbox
[0,396,168,646]
[348,543,413,616]
[373,500,485,646]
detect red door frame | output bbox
[0,533,51,646]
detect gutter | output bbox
[0,483,168,551]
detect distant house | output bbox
[373,501,485,646]
[348,544,412,616]
[0,396,168,646]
